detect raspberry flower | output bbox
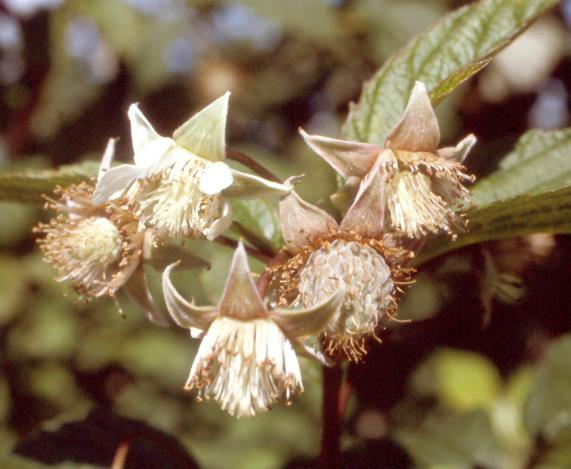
[272,172,414,362]
[301,81,477,239]
[35,140,207,325]
[162,243,344,417]
[94,92,291,241]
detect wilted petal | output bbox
[162,262,217,329]
[186,316,303,417]
[128,103,162,166]
[279,191,338,254]
[206,203,233,241]
[341,153,392,238]
[93,164,141,204]
[217,243,267,320]
[199,161,234,195]
[386,81,440,152]
[222,170,291,199]
[123,264,169,326]
[270,289,344,338]
[97,138,117,183]
[300,129,380,177]
[172,92,230,162]
[437,134,477,163]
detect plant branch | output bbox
[216,235,272,263]
[320,364,344,469]
[233,220,278,258]
[226,149,281,183]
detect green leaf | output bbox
[343,0,558,144]
[410,349,502,411]
[0,162,98,204]
[231,199,283,252]
[473,129,571,206]
[524,334,571,439]
[394,410,502,468]
[415,186,571,265]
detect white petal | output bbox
[206,203,233,241]
[135,136,176,169]
[199,161,234,195]
[92,164,141,204]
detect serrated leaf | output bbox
[415,186,571,265]
[473,129,571,205]
[0,161,98,204]
[524,335,571,439]
[343,0,558,144]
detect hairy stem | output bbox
[226,149,281,183]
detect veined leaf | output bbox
[415,186,571,265]
[343,0,558,144]
[473,129,571,205]
[0,162,98,204]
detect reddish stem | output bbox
[216,236,272,263]
[320,364,344,469]
[225,149,281,183]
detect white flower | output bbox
[162,243,344,417]
[301,81,477,239]
[35,140,207,326]
[94,92,291,241]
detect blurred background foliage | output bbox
[1,0,571,467]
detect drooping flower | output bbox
[271,172,414,362]
[35,140,207,325]
[94,92,291,241]
[301,81,477,239]
[162,243,344,417]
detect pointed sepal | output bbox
[386,81,440,152]
[217,243,267,320]
[279,189,338,254]
[270,289,344,338]
[300,129,379,178]
[340,152,394,238]
[123,264,170,327]
[437,134,477,163]
[222,170,292,199]
[97,138,117,183]
[162,262,217,329]
[143,232,210,271]
[172,92,230,161]
[128,103,170,167]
